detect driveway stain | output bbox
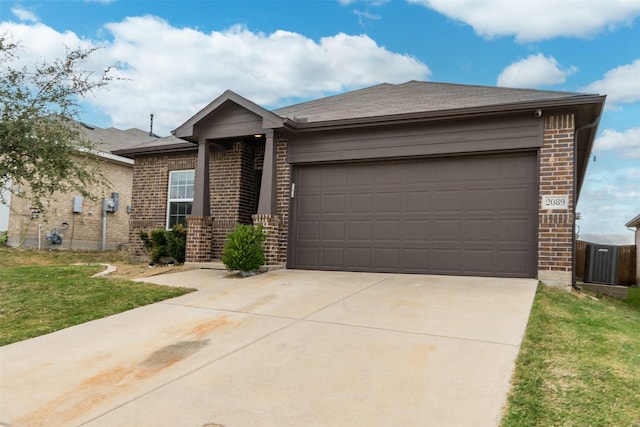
[14,317,232,426]
[142,339,210,369]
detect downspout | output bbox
[572,116,602,291]
[101,202,107,251]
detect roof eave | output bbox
[282,94,606,131]
[112,142,197,159]
[625,213,640,228]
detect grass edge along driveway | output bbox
[0,264,193,346]
[502,284,640,426]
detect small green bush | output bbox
[222,224,266,274]
[139,224,187,264]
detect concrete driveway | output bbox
[0,269,537,427]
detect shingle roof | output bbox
[274,80,598,123]
[74,122,157,152]
[126,135,192,150]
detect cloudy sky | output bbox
[0,0,638,243]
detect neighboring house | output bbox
[626,213,640,284]
[114,81,605,289]
[4,122,156,250]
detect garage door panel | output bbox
[432,190,463,211]
[464,219,495,242]
[296,220,320,240]
[347,248,371,269]
[375,220,400,241]
[322,247,344,268]
[322,221,344,240]
[431,248,462,274]
[299,195,321,215]
[403,191,431,212]
[498,188,532,211]
[348,221,372,240]
[324,168,348,187]
[375,193,403,213]
[462,249,497,274]
[290,153,537,277]
[498,250,531,275]
[374,249,399,269]
[349,194,373,213]
[324,194,346,213]
[464,189,496,212]
[498,219,533,243]
[402,220,430,241]
[432,220,462,242]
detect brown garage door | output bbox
[289,152,537,277]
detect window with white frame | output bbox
[166,170,194,229]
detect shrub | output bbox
[139,224,187,264]
[222,224,266,274]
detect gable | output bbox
[194,101,267,140]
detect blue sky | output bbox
[1,0,639,242]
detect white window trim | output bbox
[166,169,195,229]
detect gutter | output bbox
[572,115,603,291]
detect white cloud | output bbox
[594,128,640,159]
[11,7,38,23]
[582,59,640,106]
[577,166,640,236]
[0,17,430,135]
[497,53,577,88]
[408,0,640,42]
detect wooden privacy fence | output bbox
[575,240,637,286]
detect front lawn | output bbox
[0,249,193,346]
[502,284,640,426]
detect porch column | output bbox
[186,138,213,263]
[252,213,280,266]
[257,130,277,215]
[192,138,210,216]
[254,130,280,265]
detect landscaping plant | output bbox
[139,224,187,264]
[222,224,266,275]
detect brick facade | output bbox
[186,215,214,262]
[275,137,291,263]
[128,152,197,260]
[128,141,268,262]
[7,155,133,251]
[538,113,575,289]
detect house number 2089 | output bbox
[542,195,568,210]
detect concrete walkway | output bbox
[0,269,537,427]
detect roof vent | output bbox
[293,116,308,123]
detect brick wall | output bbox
[538,113,575,289]
[276,137,291,263]
[7,155,133,251]
[128,151,197,259]
[209,141,260,259]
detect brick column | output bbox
[252,214,281,266]
[538,114,575,290]
[186,215,214,263]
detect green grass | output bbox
[502,284,640,426]
[624,286,640,311]
[0,254,193,346]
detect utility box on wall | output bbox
[111,192,119,212]
[72,196,83,213]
